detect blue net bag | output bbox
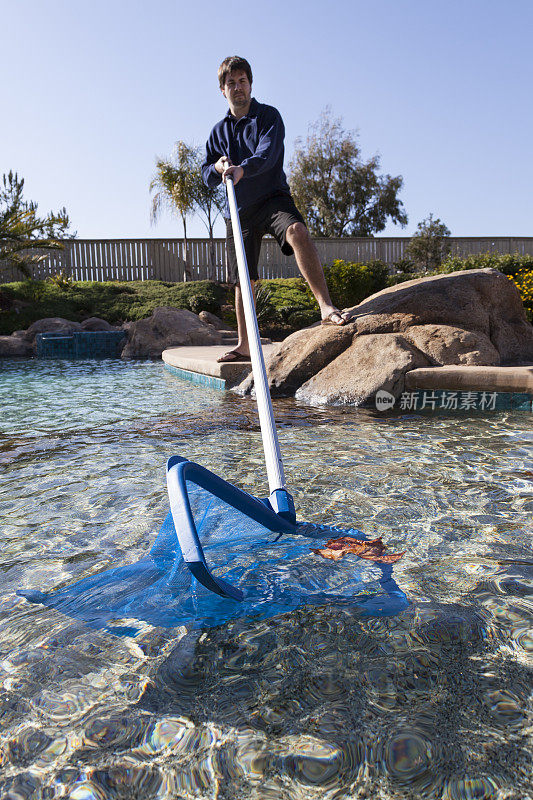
[18,456,408,634]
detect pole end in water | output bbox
[269,489,297,525]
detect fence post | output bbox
[63,240,72,278]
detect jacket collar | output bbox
[225,97,258,121]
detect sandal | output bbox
[217,350,251,363]
[321,310,352,326]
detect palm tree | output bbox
[0,171,72,281]
[150,142,197,281]
[191,150,225,280]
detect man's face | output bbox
[221,69,252,110]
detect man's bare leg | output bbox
[234,282,255,355]
[285,222,350,324]
[217,281,255,361]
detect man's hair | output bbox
[218,56,253,89]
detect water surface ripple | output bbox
[0,360,532,799]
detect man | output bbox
[202,55,350,363]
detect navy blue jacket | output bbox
[202,98,290,217]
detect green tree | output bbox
[288,109,408,237]
[150,141,198,281]
[0,171,73,281]
[406,213,451,271]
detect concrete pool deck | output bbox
[162,346,533,409]
[162,345,276,390]
[401,364,533,412]
[405,364,533,393]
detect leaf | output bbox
[311,536,405,564]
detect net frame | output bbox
[166,455,298,600]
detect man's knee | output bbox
[285,221,309,247]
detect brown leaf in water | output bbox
[312,536,405,564]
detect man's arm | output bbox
[238,108,285,179]
[201,134,228,188]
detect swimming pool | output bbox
[1,359,532,799]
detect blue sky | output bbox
[3,0,532,240]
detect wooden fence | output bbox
[1,236,532,283]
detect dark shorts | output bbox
[225,191,305,284]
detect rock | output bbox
[490,317,533,364]
[404,324,500,366]
[349,269,497,335]
[80,317,117,331]
[0,336,33,357]
[239,269,533,406]
[349,269,533,363]
[121,306,222,359]
[239,324,354,396]
[24,318,83,342]
[10,330,27,338]
[198,311,230,331]
[296,333,429,405]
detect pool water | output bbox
[0,359,532,799]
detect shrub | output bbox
[366,260,390,294]
[12,279,47,302]
[257,278,316,317]
[220,304,237,330]
[48,271,73,290]
[248,278,319,336]
[254,284,276,322]
[393,258,416,274]
[324,260,374,308]
[0,279,225,335]
[439,252,533,277]
[287,309,320,327]
[319,259,389,309]
[187,293,220,315]
[406,214,451,271]
[509,270,533,321]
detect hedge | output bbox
[439,252,533,277]
[0,280,226,336]
[3,253,530,338]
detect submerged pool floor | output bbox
[0,359,532,799]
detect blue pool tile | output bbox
[36,331,126,359]
[164,363,226,391]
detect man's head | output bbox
[218,56,252,90]
[218,56,253,118]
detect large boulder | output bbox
[240,269,533,406]
[198,311,229,331]
[24,317,83,342]
[296,333,429,405]
[403,324,500,366]
[239,325,354,396]
[80,317,118,331]
[0,336,33,357]
[348,268,520,336]
[121,306,222,359]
